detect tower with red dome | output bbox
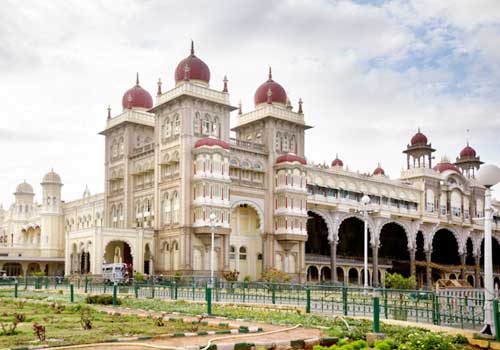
[403,128,435,169]
[455,142,483,178]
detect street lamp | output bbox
[209,212,217,288]
[477,164,500,336]
[361,194,371,289]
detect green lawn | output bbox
[0,298,227,349]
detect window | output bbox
[174,114,180,135]
[203,115,210,134]
[230,246,235,259]
[194,113,201,135]
[239,246,247,260]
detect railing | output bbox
[0,275,491,331]
[229,138,265,152]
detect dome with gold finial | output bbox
[174,41,211,85]
[254,67,287,106]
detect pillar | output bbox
[372,243,379,287]
[330,240,337,283]
[475,255,481,288]
[460,253,466,279]
[425,250,432,290]
[409,248,416,278]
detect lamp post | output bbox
[361,194,371,289]
[477,164,500,336]
[209,212,217,288]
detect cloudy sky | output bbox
[1,0,500,205]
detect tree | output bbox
[385,273,416,290]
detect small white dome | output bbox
[42,169,62,184]
[15,181,34,194]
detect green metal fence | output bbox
[0,276,487,330]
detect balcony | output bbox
[229,138,265,152]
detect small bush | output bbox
[33,323,46,341]
[223,270,239,282]
[0,319,19,336]
[243,275,252,282]
[154,316,164,327]
[32,271,46,277]
[260,268,291,283]
[385,273,415,290]
[134,272,145,283]
[14,313,26,323]
[86,294,121,305]
[80,307,93,330]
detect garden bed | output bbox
[0,298,229,349]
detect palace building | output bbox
[1,42,500,288]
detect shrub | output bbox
[32,323,46,341]
[154,316,164,327]
[260,268,291,283]
[385,273,415,290]
[223,270,240,282]
[32,271,46,277]
[0,319,19,336]
[14,313,26,323]
[243,275,252,282]
[86,294,121,305]
[80,307,93,330]
[134,272,145,283]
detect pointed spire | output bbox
[417,127,421,133]
[267,87,273,104]
[268,66,272,80]
[298,98,303,114]
[238,100,242,115]
[222,75,228,93]
[466,128,470,146]
[136,72,139,85]
[107,105,111,119]
[157,78,162,96]
[190,40,195,55]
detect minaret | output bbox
[40,170,64,257]
[455,142,483,178]
[403,128,435,169]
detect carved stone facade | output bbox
[1,43,499,288]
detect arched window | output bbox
[212,116,219,137]
[230,246,236,259]
[283,133,289,152]
[239,246,247,260]
[290,135,296,153]
[173,191,179,223]
[203,115,211,135]
[275,132,282,151]
[164,117,171,137]
[194,112,201,135]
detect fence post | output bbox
[174,281,178,300]
[373,289,380,333]
[112,282,118,306]
[14,280,18,298]
[206,286,212,315]
[45,276,49,289]
[70,282,74,303]
[494,299,500,341]
[272,284,276,305]
[306,287,311,313]
[342,286,348,316]
[383,289,388,319]
[24,276,28,290]
[84,275,88,293]
[134,280,139,298]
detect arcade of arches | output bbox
[305,213,500,288]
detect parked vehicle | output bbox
[102,263,129,284]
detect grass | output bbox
[0,298,228,349]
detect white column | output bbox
[482,188,495,334]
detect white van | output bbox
[102,263,129,284]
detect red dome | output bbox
[331,156,343,167]
[254,68,287,106]
[460,144,476,158]
[174,42,210,85]
[194,137,229,150]
[411,128,428,146]
[121,74,153,109]
[373,164,385,176]
[276,153,306,165]
[433,161,460,173]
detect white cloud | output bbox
[0,0,499,203]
